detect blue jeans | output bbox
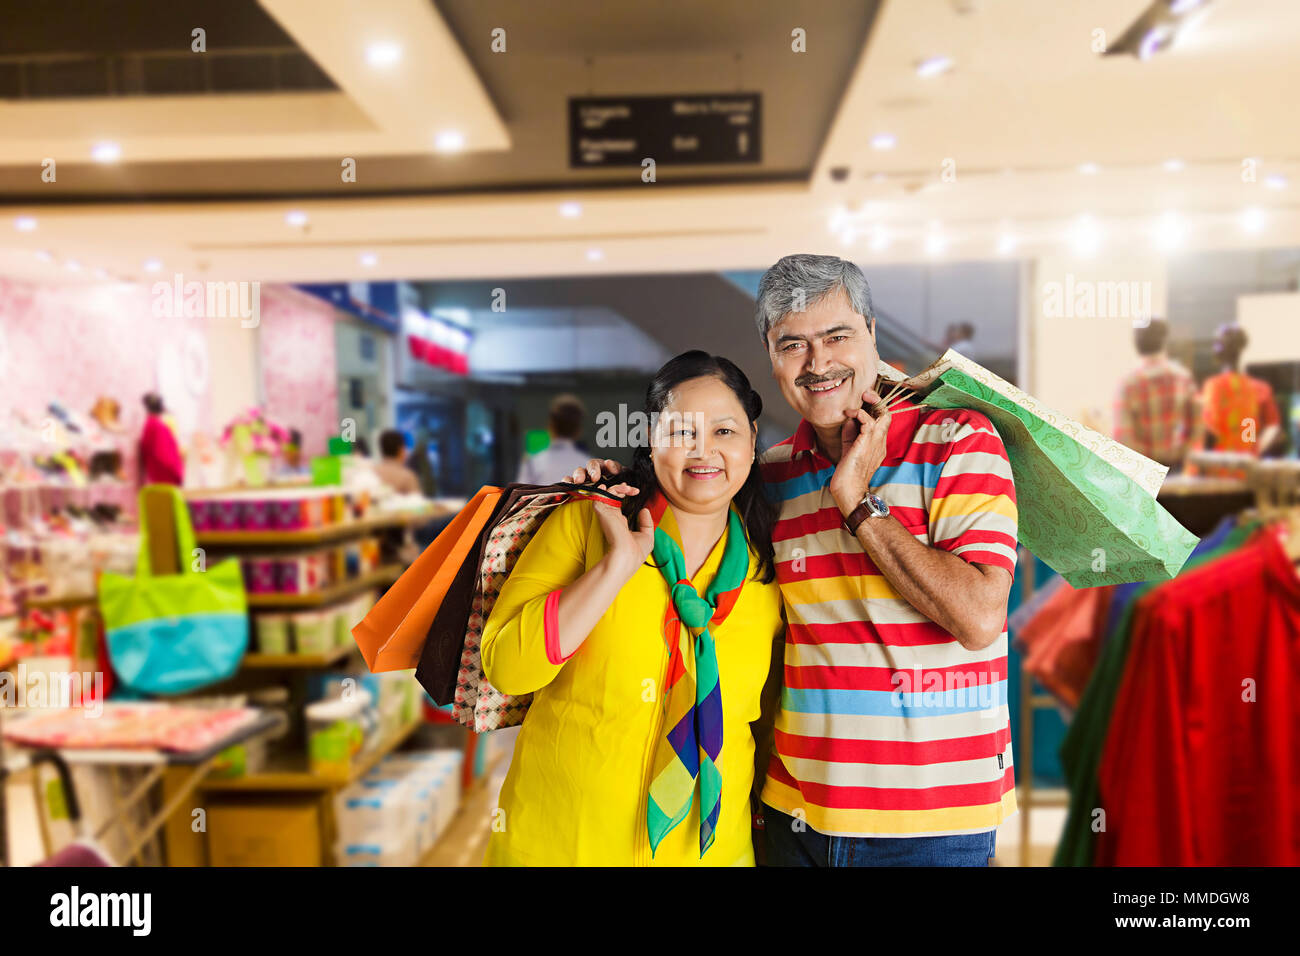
[762,805,996,867]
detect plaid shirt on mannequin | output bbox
[1114,356,1199,466]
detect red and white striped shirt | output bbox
[759,406,1019,837]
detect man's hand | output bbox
[566,458,624,485]
[829,389,892,516]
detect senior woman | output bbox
[480,351,784,866]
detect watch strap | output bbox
[842,500,875,536]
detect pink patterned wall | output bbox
[257,285,339,458]
[0,277,206,442]
[0,277,339,466]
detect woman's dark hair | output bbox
[621,351,777,583]
[142,393,165,415]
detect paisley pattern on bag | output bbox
[921,366,1199,588]
[453,491,572,731]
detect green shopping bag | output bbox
[879,351,1199,588]
[98,485,249,695]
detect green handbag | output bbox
[98,485,249,695]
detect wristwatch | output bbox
[843,492,890,535]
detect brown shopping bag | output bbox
[351,486,501,672]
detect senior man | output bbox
[574,254,1018,866]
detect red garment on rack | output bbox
[1096,530,1300,865]
[1014,582,1112,709]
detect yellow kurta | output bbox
[481,499,783,866]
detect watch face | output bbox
[866,493,890,517]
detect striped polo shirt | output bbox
[759,405,1019,838]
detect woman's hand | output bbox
[592,482,654,577]
[566,458,625,484]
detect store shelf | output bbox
[195,508,438,548]
[246,564,402,609]
[22,592,96,611]
[197,715,423,793]
[240,645,358,669]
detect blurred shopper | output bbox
[374,429,421,494]
[137,392,184,486]
[516,394,590,484]
[944,321,975,354]
[481,353,783,866]
[571,254,1018,867]
[1201,323,1282,456]
[1113,318,1199,471]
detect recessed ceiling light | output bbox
[925,232,947,257]
[91,141,121,163]
[1078,162,1100,175]
[142,258,163,272]
[586,248,604,262]
[997,233,1018,256]
[285,210,309,227]
[1264,174,1288,190]
[1239,206,1266,234]
[434,130,466,153]
[915,56,954,78]
[1152,211,1186,253]
[365,42,402,68]
[1070,215,1103,256]
[1163,158,1184,172]
[870,133,897,150]
[359,252,378,267]
[559,201,583,219]
[1170,0,1205,13]
[869,228,890,252]
[14,216,37,232]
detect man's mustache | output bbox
[795,369,854,388]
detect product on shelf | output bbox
[187,486,369,534]
[304,689,371,780]
[249,589,376,655]
[334,748,464,865]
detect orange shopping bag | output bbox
[351,486,501,672]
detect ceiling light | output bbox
[64,260,82,272]
[359,252,378,267]
[997,233,1018,256]
[1163,158,1184,172]
[915,56,953,78]
[285,210,309,227]
[559,201,583,219]
[1077,162,1100,175]
[870,228,891,252]
[870,133,897,150]
[14,216,37,232]
[1264,174,1288,190]
[1070,215,1103,257]
[1169,0,1205,13]
[434,130,466,153]
[586,248,604,262]
[1152,212,1186,253]
[365,42,402,68]
[143,258,163,272]
[925,232,947,257]
[1138,23,1176,60]
[91,141,121,163]
[1239,207,1266,235]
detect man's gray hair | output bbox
[754,254,874,344]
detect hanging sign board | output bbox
[568,93,761,167]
